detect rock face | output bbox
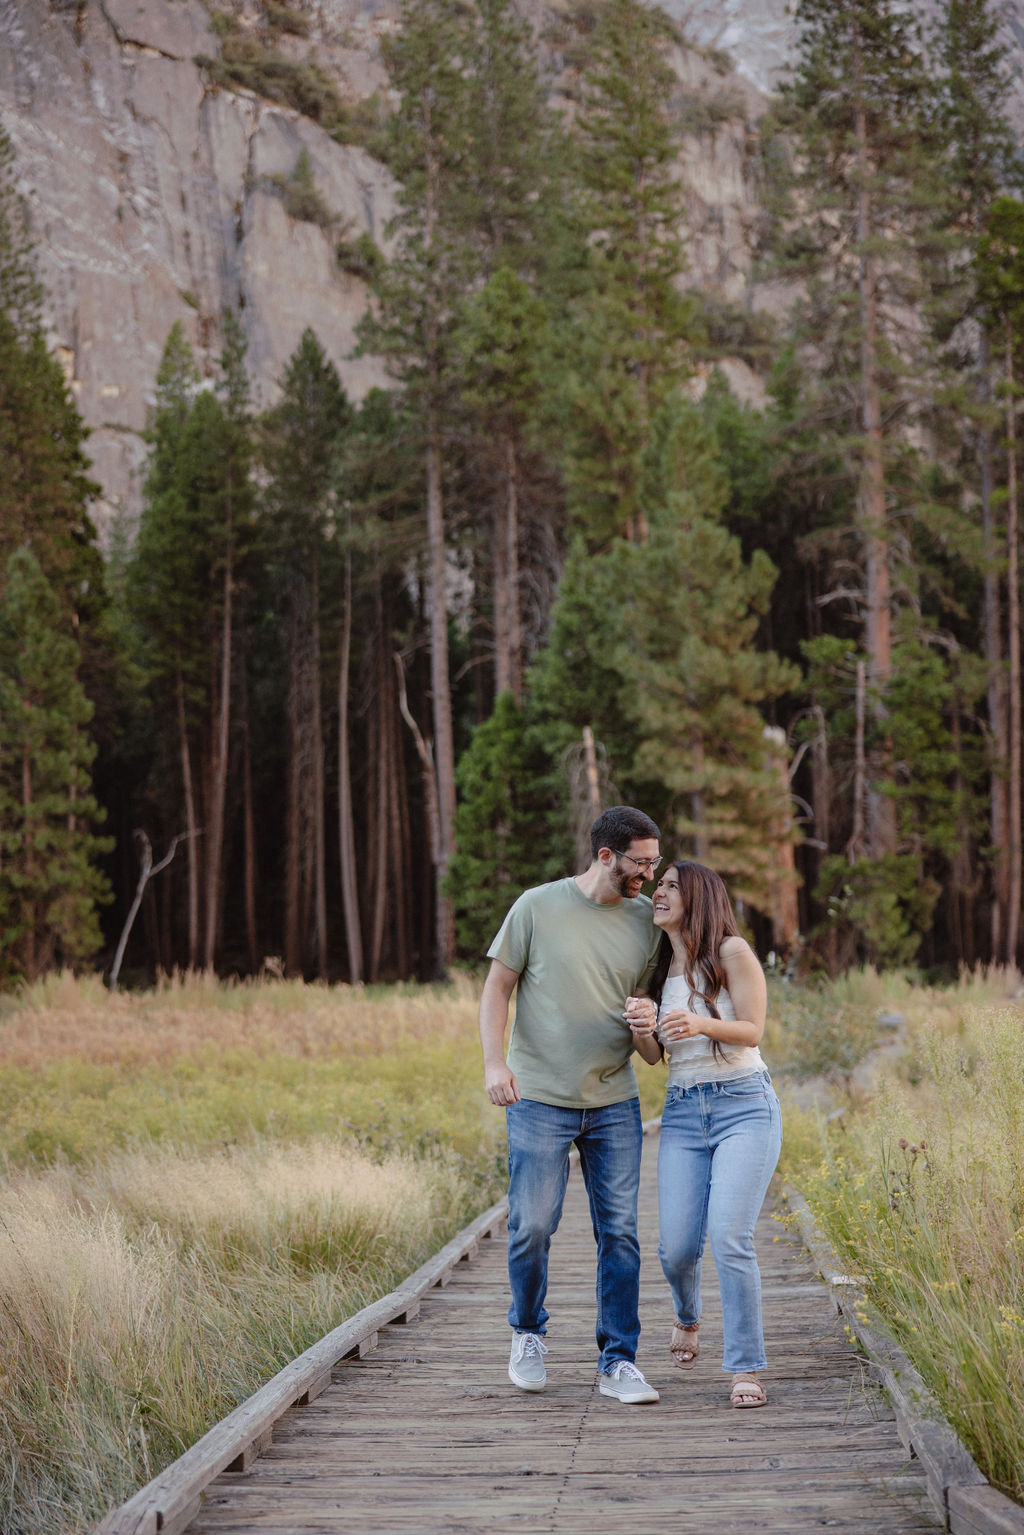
[0,0,397,535]
[662,0,795,93]
[6,0,1020,536]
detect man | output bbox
[479,804,663,1405]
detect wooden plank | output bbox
[94,1197,509,1534]
[181,1150,948,1535]
[949,1485,1024,1535]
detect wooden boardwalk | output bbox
[188,1137,943,1535]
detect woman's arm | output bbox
[657,938,766,1048]
[624,995,663,1066]
[629,1024,664,1066]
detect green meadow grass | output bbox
[0,971,666,1533]
[8,965,1022,1528]
[772,970,1024,1503]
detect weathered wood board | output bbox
[188,1138,943,1535]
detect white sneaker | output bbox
[599,1360,660,1404]
[509,1332,549,1391]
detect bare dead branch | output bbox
[108,829,202,991]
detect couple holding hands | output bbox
[479,805,782,1409]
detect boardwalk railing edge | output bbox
[94,1195,510,1535]
[94,1118,664,1535]
[783,1182,1024,1535]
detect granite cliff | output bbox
[1,0,1019,536]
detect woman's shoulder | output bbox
[719,935,756,964]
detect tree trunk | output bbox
[311,563,328,978]
[949,682,975,968]
[809,705,837,973]
[240,663,259,975]
[176,666,200,968]
[369,657,389,982]
[395,650,446,975]
[692,728,708,861]
[494,431,524,702]
[848,657,867,864]
[1005,324,1021,965]
[284,581,304,976]
[425,426,457,975]
[582,725,602,822]
[338,545,363,983]
[493,492,510,699]
[980,329,1008,959]
[854,49,895,860]
[20,745,35,981]
[390,608,413,980]
[421,84,456,977]
[203,537,232,971]
[763,726,800,957]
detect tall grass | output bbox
[0,1138,477,1533]
[776,979,1024,1502]
[764,963,1024,1085]
[0,969,667,1533]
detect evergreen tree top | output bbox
[0,123,43,342]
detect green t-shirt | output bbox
[487,877,663,1109]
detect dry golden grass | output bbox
[0,969,482,1069]
[0,1136,478,1534]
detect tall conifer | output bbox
[0,548,110,981]
[260,329,350,979]
[359,0,475,973]
[558,0,696,547]
[932,0,1022,961]
[782,0,937,874]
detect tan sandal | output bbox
[670,1321,699,1370]
[730,1372,766,1408]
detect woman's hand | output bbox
[657,1005,707,1044]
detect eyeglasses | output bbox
[615,852,661,875]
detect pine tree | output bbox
[358,0,478,974]
[0,547,111,982]
[976,196,1024,964]
[930,0,1022,962]
[451,0,572,705]
[338,388,425,981]
[780,0,939,873]
[445,692,571,958]
[126,321,257,972]
[260,328,351,978]
[456,267,549,701]
[0,121,103,629]
[556,0,696,547]
[532,398,798,916]
[0,122,42,342]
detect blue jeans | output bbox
[657,1072,782,1373]
[505,1096,643,1372]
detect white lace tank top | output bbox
[657,971,767,1091]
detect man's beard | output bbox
[614,866,643,899]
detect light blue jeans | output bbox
[505,1096,643,1372]
[657,1071,782,1373]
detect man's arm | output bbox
[479,957,521,1106]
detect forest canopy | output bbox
[2,0,1022,985]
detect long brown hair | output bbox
[649,863,742,1052]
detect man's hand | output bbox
[623,994,658,1037]
[479,957,521,1107]
[485,1062,521,1106]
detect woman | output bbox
[626,860,782,1408]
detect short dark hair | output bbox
[589,805,661,859]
